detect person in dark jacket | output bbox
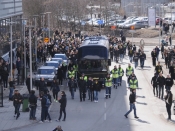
[133,52,139,69]
[128,48,134,63]
[155,62,163,76]
[124,89,139,119]
[57,66,63,85]
[38,77,48,95]
[157,73,165,99]
[164,90,173,120]
[51,79,60,102]
[68,77,76,99]
[165,75,174,91]
[151,49,157,66]
[161,45,164,59]
[16,57,21,75]
[2,66,9,89]
[114,47,119,63]
[151,73,158,96]
[93,79,100,102]
[78,76,87,102]
[26,75,31,93]
[140,51,146,69]
[9,79,15,100]
[13,90,23,119]
[56,91,67,121]
[87,77,94,101]
[29,90,37,120]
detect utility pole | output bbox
[46,12,51,42]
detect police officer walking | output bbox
[126,64,134,83]
[118,65,124,86]
[111,65,119,89]
[105,74,113,99]
[129,75,138,92]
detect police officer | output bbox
[129,75,138,92]
[151,73,158,96]
[155,62,163,77]
[68,67,75,80]
[118,65,124,86]
[105,74,113,99]
[126,64,134,77]
[111,65,119,89]
[78,73,87,102]
[73,64,78,79]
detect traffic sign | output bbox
[130,26,135,30]
[97,20,104,25]
[111,26,116,30]
[44,37,49,43]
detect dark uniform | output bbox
[78,76,87,102]
[151,51,157,66]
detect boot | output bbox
[109,95,111,98]
[106,95,108,99]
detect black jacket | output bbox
[155,65,163,74]
[13,94,23,105]
[59,94,67,108]
[157,76,165,86]
[51,81,60,92]
[87,80,94,91]
[165,78,174,87]
[29,94,37,106]
[129,92,136,103]
[26,78,30,87]
[78,79,87,92]
[93,82,100,91]
[68,79,77,90]
[151,76,157,86]
[39,81,47,91]
[57,68,63,79]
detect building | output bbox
[121,0,172,16]
[0,0,23,56]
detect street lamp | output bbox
[40,13,46,41]
[6,20,17,81]
[25,25,34,91]
[33,15,39,62]
[45,12,51,43]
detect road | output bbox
[10,46,175,131]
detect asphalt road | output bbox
[11,46,175,131]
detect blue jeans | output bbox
[113,78,118,86]
[118,76,122,84]
[106,87,111,96]
[94,91,98,101]
[140,60,144,68]
[9,87,14,99]
[120,54,123,62]
[30,106,36,119]
[70,88,75,99]
[41,107,47,121]
[14,104,21,116]
[134,61,138,68]
[45,107,51,120]
[165,86,171,91]
[125,103,137,117]
[129,56,133,63]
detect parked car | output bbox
[124,21,148,29]
[51,58,63,65]
[53,54,69,65]
[118,18,138,28]
[114,20,125,26]
[44,61,60,70]
[34,66,56,85]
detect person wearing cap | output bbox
[164,90,173,120]
[126,64,134,77]
[157,73,165,99]
[105,74,113,99]
[110,65,119,89]
[118,65,124,86]
[124,89,139,119]
[151,73,158,96]
[165,74,174,91]
[78,73,87,102]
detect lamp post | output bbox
[33,15,39,62]
[25,25,34,90]
[40,13,46,41]
[46,12,51,42]
[7,20,17,80]
[171,1,173,48]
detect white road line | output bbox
[104,113,106,121]
[104,102,106,108]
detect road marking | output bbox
[104,113,106,120]
[104,102,106,108]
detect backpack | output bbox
[44,96,51,107]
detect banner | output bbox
[148,8,156,26]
